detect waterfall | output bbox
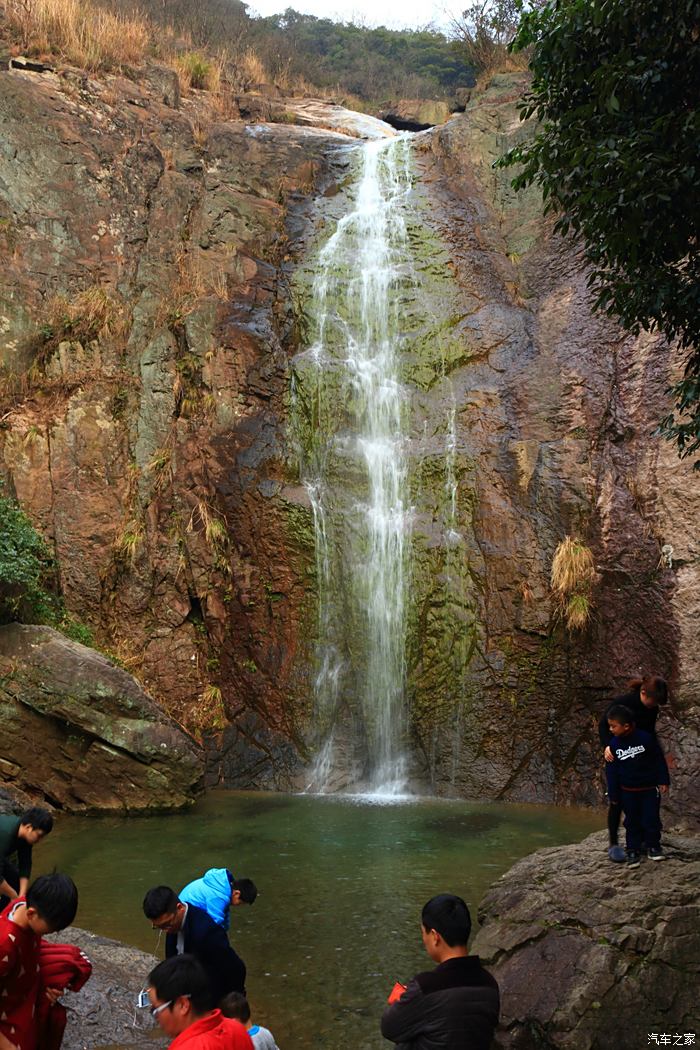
[293,135,414,794]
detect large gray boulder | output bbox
[473,830,700,1049]
[0,624,203,811]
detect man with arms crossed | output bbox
[381,893,499,1050]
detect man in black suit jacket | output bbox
[143,885,247,1005]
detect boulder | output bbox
[0,624,203,812]
[377,98,452,130]
[44,927,164,1049]
[142,64,180,109]
[473,830,700,1049]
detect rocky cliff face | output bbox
[407,72,700,812]
[1,61,698,808]
[0,60,357,789]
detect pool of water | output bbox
[40,790,601,1049]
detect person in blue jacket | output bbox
[143,886,250,1004]
[605,704,670,868]
[179,869,257,931]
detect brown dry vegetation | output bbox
[2,0,323,101]
[550,536,597,632]
[5,0,150,70]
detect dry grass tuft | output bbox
[564,593,591,631]
[551,536,596,632]
[43,286,117,345]
[172,50,226,94]
[188,682,227,738]
[113,516,144,566]
[236,47,267,87]
[551,536,596,598]
[187,498,228,554]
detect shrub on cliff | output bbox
[0,487,94,645]
[0,487,57,624]
[499,0,700,465]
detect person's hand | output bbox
[44,988,63,1005]
[604,746,613,762]
[658,784,668,794]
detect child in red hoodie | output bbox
[0,874,78,1050]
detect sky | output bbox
[246,0,459,32]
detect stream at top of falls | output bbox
[41,790,602,1049]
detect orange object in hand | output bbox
[388,981,407,1004]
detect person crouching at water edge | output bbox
[143,886,248,1006]
[381,894,499,1050]
[179,869,257,931]
[605,703,670,868]
[146,955,253,1050]
[0,807,54,908]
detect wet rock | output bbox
[473,830,700,1049]
[44,927,164,1050]
[0,625,203,812]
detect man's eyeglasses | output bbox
[151,914,178,931]
[151,995,191,1018]
[150,1000,172,1017]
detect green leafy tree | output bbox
[450,0,525,75]
[499,0,700,463]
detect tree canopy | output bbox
[499,0,700,463]
[250,10,474,102]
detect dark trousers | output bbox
[607,801,622,844]
[622,788,662,851]
[0,861,19,911]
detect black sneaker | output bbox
[608,845,626,863]
[626,850,642,868]
[648,847,665,862]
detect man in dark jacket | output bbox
[143,887,247,1006]
[381,894,499,1050]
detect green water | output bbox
[40,790,601,1049]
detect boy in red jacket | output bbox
[0,874,78,1050]
[147,955,253,1050]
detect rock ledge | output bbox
[473,830,700,1049]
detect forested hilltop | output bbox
[249,9,474,101]
[101,0,475,104]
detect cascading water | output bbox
[293,134,415,794]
